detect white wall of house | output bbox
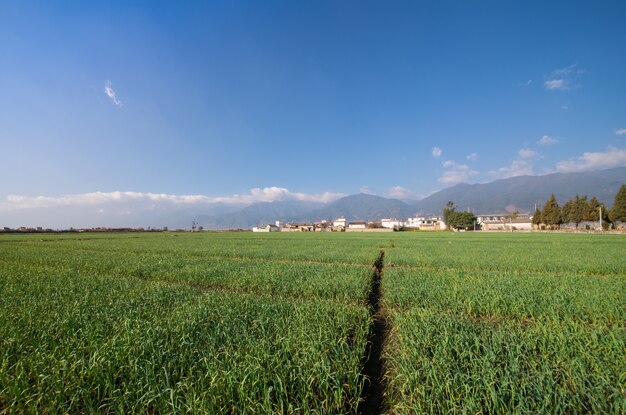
[381,219,404,229]
[333,217,347,227]
[405,217,423,228]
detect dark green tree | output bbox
[561,195,587,229]
[443,201,457,230]
[588,196,610,228]
[610,184,626,224]
[532,206,542,226]
[561,198,574,224]
[588,196,601,221]
[579,195,590,221]
[448,211,477,230]
[542,194,562,229]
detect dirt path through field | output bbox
[358,249,388,415]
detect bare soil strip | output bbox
[358,249,388,415]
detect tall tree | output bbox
[532,206,542,226]
[579,195,590,221]
[443,201,456,230]
[588,196,601,222]
[610,184,626,224]
[561,198,574,224]
[542,194,562,229]
[587,196,610,229]
[448,211,477,230]
[570,194,583,228]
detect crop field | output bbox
[0,232,624,414]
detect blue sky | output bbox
[1,0,626,216]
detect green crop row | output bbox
[2,231,625,414]
[383,267,625,324]
[1,243,372,305]
[384,308,625,414]
[381,232,626,414]
[0,266,370,414]
[1,231,384,265]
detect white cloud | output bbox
[615,129,626,136]
[1,188,345,211]
[104,80,123,106]
[438,160,479,184]
[431,146,442,158]
[538,135,559,145]
[518,148,538,159]
[466,153,478,161]
[544,64,584,91]
[555,147,626,173]
[561,105,568,110]
[489,159,534,179]
[359,186,373,194]
[387,186,422,200]
[545,79,566,90]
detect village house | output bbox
[347,221,367,229]
[332,217,347,228]
[417,216,446,231]
[381,218,404,229]
[404,217,422,228]
[476,214,532,231]
[281,223,315,232]
[313,220,333,232]
[252,223,280,232]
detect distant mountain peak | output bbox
[413,167,626,215]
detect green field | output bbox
[1,232,624,414]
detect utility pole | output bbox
[599,206,602,230]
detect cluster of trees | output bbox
[443,201,477,230]
[532,184,626,229]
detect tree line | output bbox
[442,184,626,231]
[533,184,626,229]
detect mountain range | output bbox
[194,167,626,229]
[3,168,624,229]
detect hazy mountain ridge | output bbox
[3,168,624,229]
[412,167,626,215]
[198,168,626,228]
[294,193,416,222]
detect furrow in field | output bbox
[358,249,388,415]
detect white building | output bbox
[252,224,279,232]
[405,217,423,228]
[381,218,404,229]
[333,217,347,227]
[347,221,367,229]
[476,214,532,231]
[411,216,446,231]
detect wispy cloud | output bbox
[104,80,123,106]
[359,186,373,194]
[518,79,532,87]
[615,129,626,136]
[561,105,568,110]
[538,135,559,146]
[466,153,478,161]
[432,146,442,158]
[518,148,538,159]
[555,147,626,173]
[545,79,566,90]
[544,64,584,91]
[387,186,425,200]
[1,188,345,211]
[489,159,533,179]
[438,160,478,184]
